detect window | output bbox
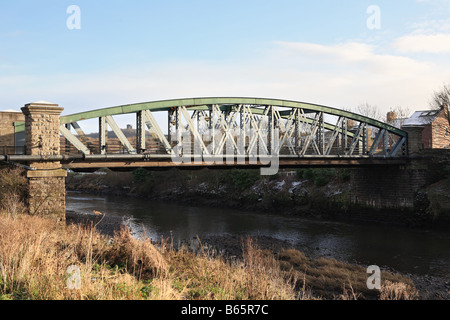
[14,131,25,154]
[420,110,439,117]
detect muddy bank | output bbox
[199,233,450,301]
[65,210,132,237]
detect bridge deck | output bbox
[1,154,408,171]
[61,155,408,171]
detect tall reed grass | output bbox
[0,211,419,300]
[0,213,301,300]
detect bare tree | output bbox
[430,83,450,127]
[355,102,383,121]
[389,106,411,119]
[430,83,450,110]
[387,106,411,127]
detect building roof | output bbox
[402,109,442,127]
[0,109,21,113]
[31,100,57,105]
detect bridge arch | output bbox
[53,97,407,159]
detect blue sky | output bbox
[1,0,450,131]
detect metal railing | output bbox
[1,146,26,155]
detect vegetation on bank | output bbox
[0,167,419,300]
[67,167,353,214]
[0,212,418,300]
[0,213,296,300]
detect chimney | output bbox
[386,111,397,123]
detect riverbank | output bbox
[66,210,131,237]
[199,234,449,300]
[0,205,422,301]
[1,211,302,300]
[64,209,448,300]
[64,168,449,299]
[0,167,444,300]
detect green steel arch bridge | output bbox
[10,97,409,172]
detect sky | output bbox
[1,0,450,132]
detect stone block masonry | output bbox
[27,173,66,221]
[21,102,67,222]
[0,111,25,152]
[350,164,428,210]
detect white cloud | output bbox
[264,41,447,111]
[409,18,450,34]
[392,33,450,53]
[273,41,431,76]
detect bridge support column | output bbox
[350,163,427,211]
[21,102,67,222]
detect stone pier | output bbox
[350,163,428,210]
[21,102,67,222]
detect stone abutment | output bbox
[350,153,449,213]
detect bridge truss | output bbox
[13,98,409,170]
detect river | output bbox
[66,191,450,279]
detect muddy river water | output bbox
[66,191,450,279]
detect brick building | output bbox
[0,110,25,154]
[400,105,450,153]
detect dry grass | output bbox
[164,237,298,300]
[0,214,149,300]
[0,192,27,220]
[0,213,299,300]
[277,248,418,300]
[0,168,28,220]
[0,211,420,300]
[380,281,419,300]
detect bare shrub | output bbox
[105,227,169,279]
[0,168,28,220]
[380,281,419,300]
[0,192,27,219]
